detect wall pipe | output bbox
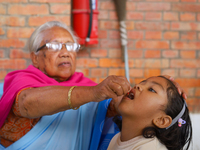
[113,0,130,82]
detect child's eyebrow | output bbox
[139,79,165,91]
[151,81,164,91]
[140,80,146,83]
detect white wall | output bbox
[189,113,200,150]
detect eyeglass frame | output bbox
[36,42,81,53]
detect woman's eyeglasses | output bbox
[36,42,81,53]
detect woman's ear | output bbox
[153,114,172,129]
[31,52,39,68]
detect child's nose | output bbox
[135,84,142,91]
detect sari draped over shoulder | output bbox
[0,65,118,150]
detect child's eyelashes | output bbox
[149,87,156,93]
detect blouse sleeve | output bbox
[12,87,32,117]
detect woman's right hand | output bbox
[92,75,131,103]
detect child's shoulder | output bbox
[138,136,167,150]
[108,133,168,150]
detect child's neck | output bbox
[120,117,143,142]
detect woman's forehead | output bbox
[42,26,74,42]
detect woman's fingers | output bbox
[163,75,187,100]
[111,76,131,96]
[109,75,130,96]
[163,75,174,81]
[173,81,187,99]
[182,93,187,100]
[94,75,130,102]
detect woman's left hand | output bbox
[163,75,187,100]
[106,96,123,117]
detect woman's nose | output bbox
[59,45,70,57]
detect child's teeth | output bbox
[128,93,134,100]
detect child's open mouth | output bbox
[126,91,134,100]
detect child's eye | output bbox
[149,88,156,93]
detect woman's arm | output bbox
[18,75,130,118]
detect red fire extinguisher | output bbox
[72,0,99,45]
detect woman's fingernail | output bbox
[185,94,187,99]
[179,89,182,95]
[169,76,174,80]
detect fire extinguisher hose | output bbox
[86,0,93,42]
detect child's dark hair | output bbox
[113,76,192,150]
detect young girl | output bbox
[107,76,192,150]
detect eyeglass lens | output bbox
[47,43,80,52]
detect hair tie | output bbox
[166,100,187,130]
[178,118,186,127]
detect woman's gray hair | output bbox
[26,21,78,53]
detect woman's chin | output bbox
[52,75,71,82]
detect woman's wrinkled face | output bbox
[31,26,77,82]
[118,76,168,121]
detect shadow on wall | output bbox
[0,83,199,149]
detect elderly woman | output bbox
[0,21,186,150]
[0,21,130,150]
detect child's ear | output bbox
[31,52,39,68]
[153,114,172,129]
